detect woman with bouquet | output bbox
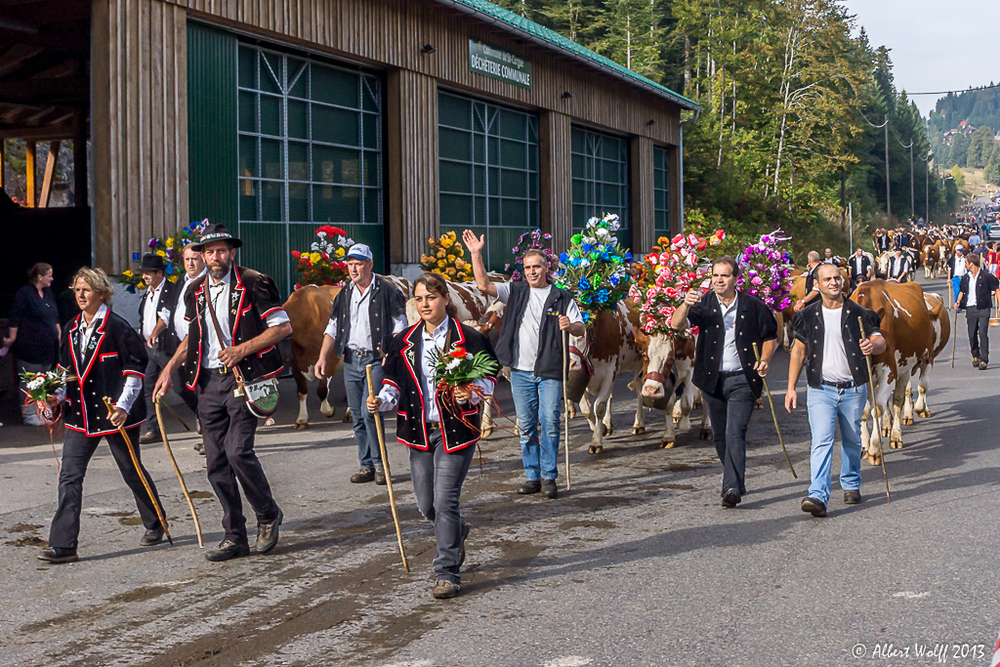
[367,273,499,600]
[4,262,60,426]
[38,268,166,564]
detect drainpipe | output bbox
[678,107,701,233]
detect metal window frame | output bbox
[236,42,384,290]
[570,125,630,235]
[653,144,670,236]
[437,90,540,264]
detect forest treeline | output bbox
[493,0,959,256]
[927,86,1000,186]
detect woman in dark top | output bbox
[4,263,60,426]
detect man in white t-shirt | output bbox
[464,230,585,499]
[785,263,886,518]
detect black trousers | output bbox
[197,370,279,543]
[702,373,756,495]
[967,306,990,362]
[48,426,162,549]
[143,348,171,434]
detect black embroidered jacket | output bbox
[381,319,498,453]
[57,309,148,436]
[686,291,778,400]
[182,265,285,389]
[791,299,882,389]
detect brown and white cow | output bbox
[851,280,936,463]
[565,300,645,454]
[636,332,709,448]
[283,284,344,430]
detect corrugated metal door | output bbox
[187,22,239,235]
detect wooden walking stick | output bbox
[160,399,191,432]
[858,318,890,503]
[155,397,203,547]
[752,342,796,478]
[102,397,172,544]
[365,364,409,573]
[562,329,571,491]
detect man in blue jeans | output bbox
[316,244,408,486]
[785,263,886,517]
[464,230,585,499]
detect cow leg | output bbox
[632,385,647,435]
[890,382,908,449]
[292,366,310,430]
[914,370,932,418]
[902,380,914,426]
[699,410,712,440]
[579,393,602,454]
[319,375,336,419]
[601,391,614,437]
[660,395,679,448]
[590,381,615,452]
[860,401,871,455]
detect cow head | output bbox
[641,333,678,410]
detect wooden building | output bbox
[3,0,698,296]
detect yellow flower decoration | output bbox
[454,247,464,257]
[123,269,133,277]
[138,281,147,290]
[169,274,180,283]
[436,249,446,259]
[156,249,166,257]
[166,238,175,248]
[437,259,447,269]
[441,236,454,249]
[310,252,322,263]
[335,247,346,258]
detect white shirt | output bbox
[853,256,866,275]
[77,304,141,411]
[201,270,290,369]
[495,282,584,373]
[171,270,205,341]
[322,280,408,345]
[141,280,166,339]
[377,317,495,420]
[954,256,968,277]
[967,271,979,308]
[718,293,741,373]
[820,306,853,383]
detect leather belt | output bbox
[821,379,856,389]
[719,370,743,378]
[427,421,441,430]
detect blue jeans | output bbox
[806,384,867,504]
[952,275,962,305]
[509,370,561,481]
[343,352,383,470]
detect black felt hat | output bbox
[189,223,243,250]
[139,253,167,272]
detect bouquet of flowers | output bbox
[629,230,724,336]
[554,214,633,322]
[119,219,211,293]
[505,229,558,281]
[420,231,472,282]
[291,225,354,289]
[737,229,794,311]
[432,344,500,388]
[19,368,67,425]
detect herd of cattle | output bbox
[280,223,981,466]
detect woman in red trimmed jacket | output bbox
[38,267,166,564]
[367,272,498,600]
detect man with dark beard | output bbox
[154,224,291,562]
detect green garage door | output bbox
[571,126,630,244]
[236,42,384,295]
[653,144,671,239]
[438,91,539,271]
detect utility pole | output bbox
[884,115,891,219]
[909,141,914,219]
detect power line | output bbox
[906,82,1000,96]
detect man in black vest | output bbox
[464,230,585,499]
[137,253,180,444]
[150,243,207,452]
[888,248,911,282]
[956,253,1000,370]
[785,263,885,517]
[848,248,872,288]
[154,224,291,562]
[793,251,822,313]
[315,243,408,485]
[670,256,777,508]
[875,230,891,253]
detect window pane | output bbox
[238,46,256,88]
[312,65,358,107]
[440,194,473,225]
[260,53,283,94]
[439,93,470,129]
[313,185,360,223]
[501,169,526,199]
[439,161,471,194]
[289,182,309,221]
[262,181,283,220]
[238,91,256,132]
[239,179,258,220]
[362,113,380,150]
[439,127,471,162]
[500,139,525,169]
[239,135,257,178]
[313,105,359,145]
[364,188,381,223]
[261,139,283,180]
[288,142,309,181]
[260,95,282,136]
[288,100,308,139]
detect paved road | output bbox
[1,272,998,667]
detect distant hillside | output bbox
[928,86,1000,136]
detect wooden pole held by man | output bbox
[753,342,796,478]
[858,318,890,503]
[155,398,203,547]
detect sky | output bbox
[840,0,997,118]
